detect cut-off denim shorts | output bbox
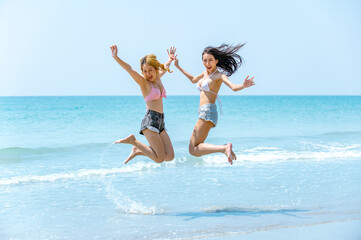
[198,103,218,127]
[139,109,165,135]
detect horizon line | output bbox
[0,94,361,97]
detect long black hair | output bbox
[202,43,245,77]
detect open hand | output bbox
[110,45,118,58]
[243,75,255,88]
[174,55,179,68]
[167,47,176,61]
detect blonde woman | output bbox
[110,45,176,164]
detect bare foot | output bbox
[231,149,237,161]
[225,143,236,165]
[124,146,142,164]
[114,134,136,144]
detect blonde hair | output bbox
[140,54,172,76]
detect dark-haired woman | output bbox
[174,44,255,165]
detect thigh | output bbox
[160,130,174,157]
[190,119,214,147]
[143,129,165,160]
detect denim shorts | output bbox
[198,103,218,127]
[139,109,165,135]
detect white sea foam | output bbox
[104,181,163,215]
[201,144,361,165]
[243,147,282,152]
[2,144,360,185]
[0,161,160,186]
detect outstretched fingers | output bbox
[167,46,177,60]
[243,76,255,88]
[110,45,118,57]
[170,46,176,54]
[248,76,255,86]
[174,54,179,67]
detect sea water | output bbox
[1,96,360,239]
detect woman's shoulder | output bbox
[156,78,164,85]
[139,79,151,90]
[213,70,224,80]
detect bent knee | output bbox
[154,158,165,163]
[189,146,201,157]
[154,152,166,163]
[165,152,175,161]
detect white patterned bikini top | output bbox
[197,69,223,115]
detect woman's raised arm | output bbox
[159,47,176,78]
[222,74,255,92]
[110,45,145,86]
[174,55,204,84]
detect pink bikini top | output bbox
[144,83,167,102]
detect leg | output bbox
[124,146,144,164]
[189,119,236,164]
[189,119,223,156]
[160,130,174,161]
[142,129,166,163]
[115,131,165,163]
[123,130,174,163]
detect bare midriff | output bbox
[199,90,217,107]
[145,99,164,113]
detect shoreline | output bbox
[207,218,361,240]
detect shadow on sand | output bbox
[172,207,308,221]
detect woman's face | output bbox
[142,64,157,82]
[202,53,218,73]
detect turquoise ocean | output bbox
[1,96,361,239]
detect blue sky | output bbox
[0,0,360,96]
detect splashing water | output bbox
[99,142,162,215]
